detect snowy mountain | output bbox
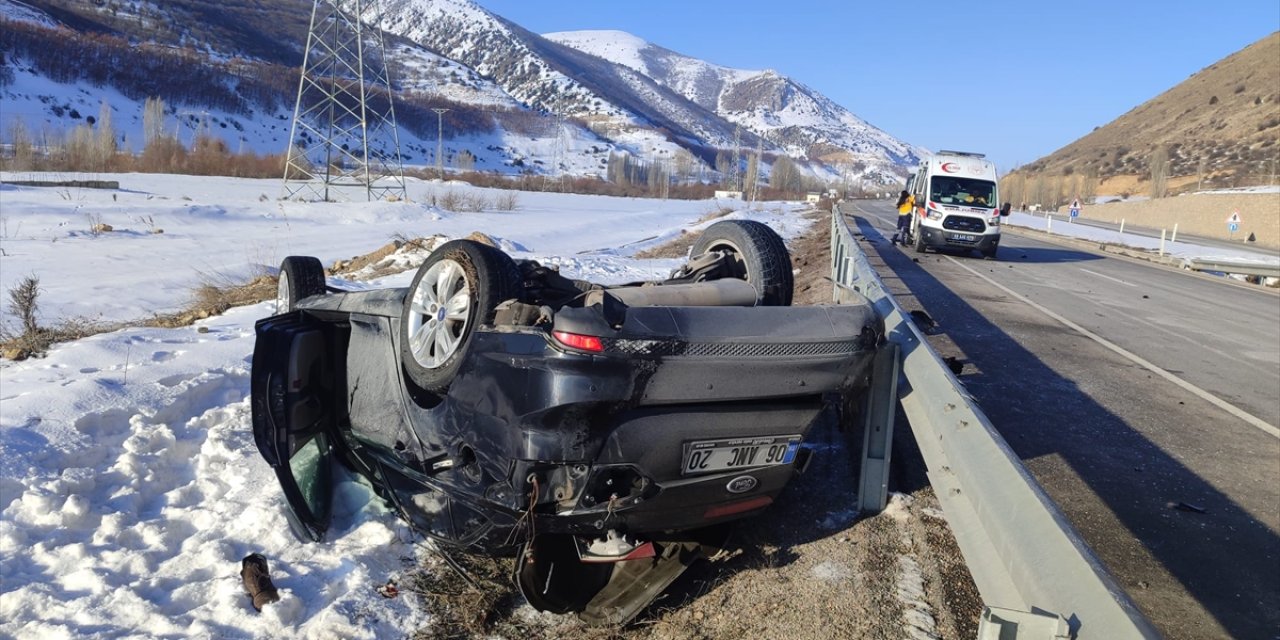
[545,30,922,171]
[1,0,919,183]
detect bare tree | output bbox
[743,152,759,198]
[673,149,695,184]
[6,120,34,171]
[456,150,476,172]
[1031,173,1048,208]
[143,97,169,147]
[95,100,117,168]
[1150,144,1169,198]
[771,156,800,193]
[1081,165,1099,202]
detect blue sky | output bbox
[473,0,1279,171]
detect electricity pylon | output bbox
[283,0,406,202]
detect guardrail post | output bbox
[858,341,900,513]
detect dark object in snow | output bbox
[377,580,399,598]
[1142,295,1150,299]
[912,258,920,263]
[944,356,964,375]
[249,220,883,625]
[1172,502,1207,514]
[241,553,280,611]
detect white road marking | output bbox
[1078,268,1136,287]
[946,255,1280,439]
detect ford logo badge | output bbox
[726,476,757,494]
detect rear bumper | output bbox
[430,308,879,543]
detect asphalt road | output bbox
[841,200,1280,639]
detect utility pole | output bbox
[750,136,763,202]
[283,0,406,202]
[433,107,450,180]
[737,126,747,192]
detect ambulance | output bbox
[904,151,1010,259]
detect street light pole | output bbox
[432,108,450,180]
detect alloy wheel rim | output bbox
[276,272,291,314]
[407,259,472,369]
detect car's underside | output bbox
[252,220,883,623]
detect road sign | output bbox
[1229,222,1239,233]
[1227,210,1242,224]
[1069,207,1080,219]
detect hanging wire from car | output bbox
[512,474,539,565]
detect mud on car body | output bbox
[251,220,883,623]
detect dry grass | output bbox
[632,205,737,260]
[633,231,696,259]
[697,203,735,225]
[0,235,451,360]
[408,550,515,639]
[0,317,107,360]
[427,188,495,213]
[0,274,111,359]
[493,191,521,212]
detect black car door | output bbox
[251,312,338,542]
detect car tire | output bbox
[912,224,928,254]
[400,240,521,395]
[690,220,793,306]
[982,247,998,260]
[277,256,327,314]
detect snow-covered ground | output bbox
[5,174,1267,638]
[0,173,810,638]
[1004,210,1280,267]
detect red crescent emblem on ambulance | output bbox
[940,162,960,173]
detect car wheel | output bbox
[982,247,998,260]
[400,240,521,395]
[690,220,793,306]
[277,256,327,314]
[913,225,928,254]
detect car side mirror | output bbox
[1000,202,1011,217]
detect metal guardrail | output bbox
[1182,256,1280,279]
[829,206,1160,639]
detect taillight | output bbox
[552,330,604,353]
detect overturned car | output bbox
[251,219,883,623]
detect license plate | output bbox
[682,435,802,475]
[948,233,977,242]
